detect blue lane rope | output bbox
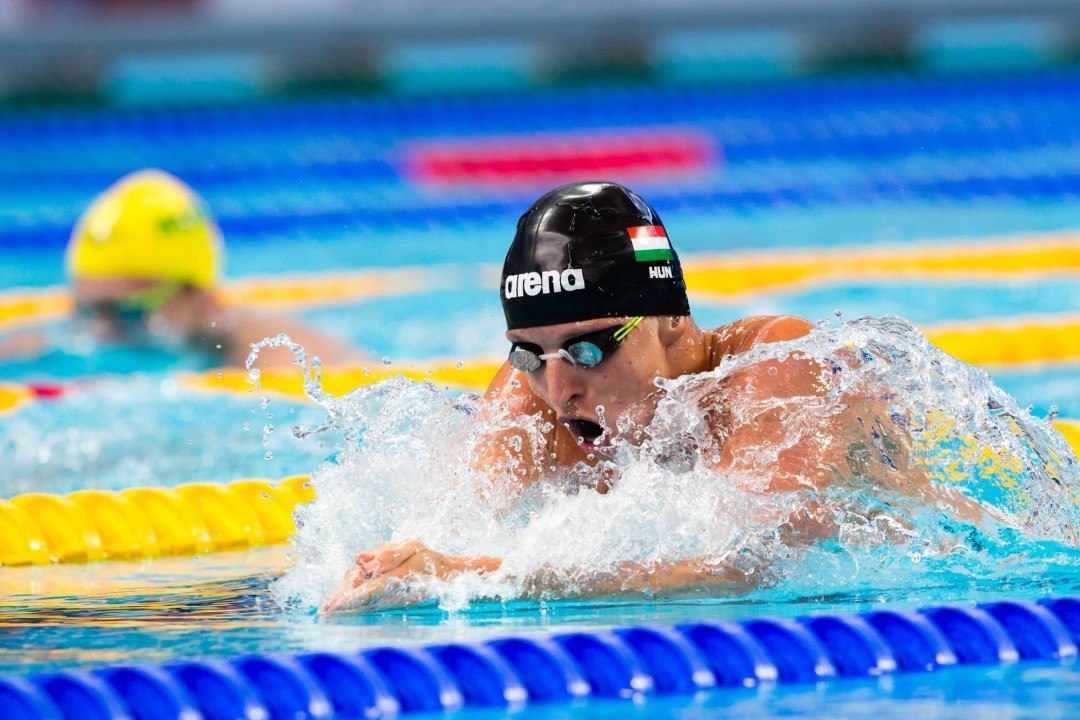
[3,73,1080,251]
[1,596,1076,719]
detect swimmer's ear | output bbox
[657,315,689,349]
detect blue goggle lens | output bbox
[567,341,603,367]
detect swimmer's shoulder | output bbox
[706,315,813,366]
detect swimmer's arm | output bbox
[707,316,828,486]
[741,319,989,526]
[157,288,362,368]
[321,541,753,613]
[711,358,837,489]
[0,327,48,361]
[522,559,757,599]
[710,317,988,533]
[704,317,845,540]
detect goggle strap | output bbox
[119,281,182,313]
[538,348,577,366]
[612,316,644,342]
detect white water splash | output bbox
[270,318,1079,612]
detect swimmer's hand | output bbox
[319,540,501,614]
[319,544,758,614]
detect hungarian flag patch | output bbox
[628,226,674,262]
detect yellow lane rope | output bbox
[0,383,33,416]
[0,264,462,332]
[0,289,71,333]
[682,234,1079,301]
[182,359,504,399]
[1056,419,1080,454]
[0,476,313,566]
[924,315,1080,367]
[2,313,1073,420]
[2,233,1076,331]
[215,265,462,309]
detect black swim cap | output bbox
[501,182,690,330]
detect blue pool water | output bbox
[0,68,1078,717]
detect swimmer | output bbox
[322,181,981,612]
[0,170,356,368]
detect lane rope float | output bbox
[0,596,1075,719]
[0,476,313,566]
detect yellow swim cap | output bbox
[66,169,223,289]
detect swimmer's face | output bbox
[72,277,162,342]
[506,316,680,456]
[71,277,204,344]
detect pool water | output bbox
[0,545,1075,674]
[0,68,1078,716]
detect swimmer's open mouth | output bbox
[564,418,606,444]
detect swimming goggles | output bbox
[508,316,643,372]
[75,281,181,326]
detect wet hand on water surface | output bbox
[321,539,501,614]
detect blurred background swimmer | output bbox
[0,169,359,372]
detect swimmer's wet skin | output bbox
[320,181,965,613]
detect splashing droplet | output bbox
[275,316,1079,615]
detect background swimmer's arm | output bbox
[0,327,48,361]
[218,307,363,368]
[157,289,363,368]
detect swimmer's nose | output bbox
[543,354,584,409]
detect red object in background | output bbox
[408,129,718,188]
[89,0,198,8]
[28,382,65,400]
